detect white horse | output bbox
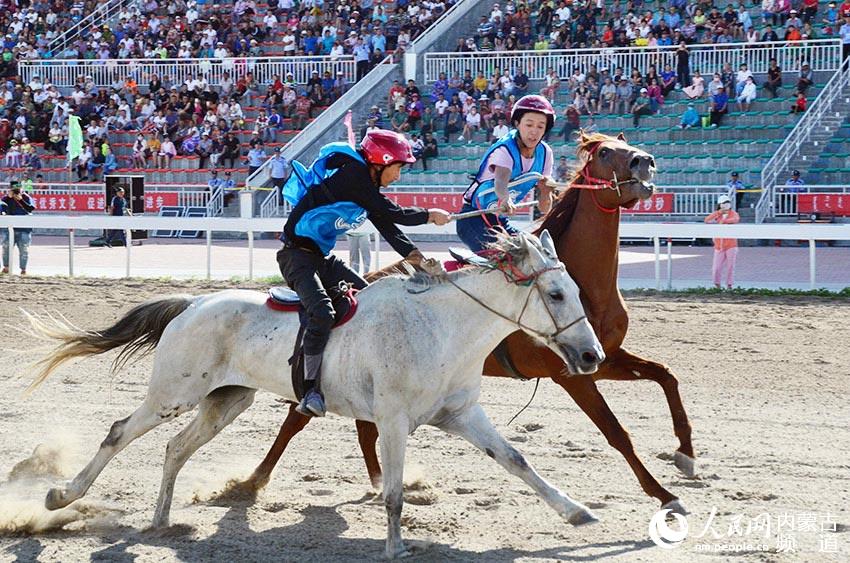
[28,231,605,559]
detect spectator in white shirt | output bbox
[736,76,757,112]
[460,106,481,142]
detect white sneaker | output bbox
[457,135,465,141]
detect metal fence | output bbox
[19,55,357,90]
[423,39,842,83]
[774,185,850,216]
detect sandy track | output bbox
[0,277,848,562]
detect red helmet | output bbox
[360,130,416,166]
[511,95,556,133]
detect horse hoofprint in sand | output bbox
[27,231,604,559]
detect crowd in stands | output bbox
[456,0,850,52]
[0,0,458,177]
[0,0,453,68]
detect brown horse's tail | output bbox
[25,295,196,393]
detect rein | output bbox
[445,253,587,343]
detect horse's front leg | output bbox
[377,414,410,559]
[437,404,598,526]
[595,348,696,477]
[553,373,688,515]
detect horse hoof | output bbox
[674,451,697,478]
[662,498,690,516]
[45,487,70,511]
[385,545,411,560]
[568,509,600,526]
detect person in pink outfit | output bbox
[705,194,740,289]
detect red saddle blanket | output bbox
[265,286,359,328]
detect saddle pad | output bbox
[266,287,359,328]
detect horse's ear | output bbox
[579,129,591,145]
[617,132,627,142]
[539,229,557,259]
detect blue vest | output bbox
[282,143,369,255]
[464,130,548,211]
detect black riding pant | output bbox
[277,245,367,356]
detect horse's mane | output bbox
[534,131,619,241]
[384,232,533,289]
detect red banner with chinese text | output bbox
[797,193,850,216]
[31,192,179,213]
[621,193,674,214]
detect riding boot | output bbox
[296,353,326,417]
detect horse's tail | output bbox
[26,295,196,393]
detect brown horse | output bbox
[243,132,693,515]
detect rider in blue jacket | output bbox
[456,95,557,252]
[278,130,451,417]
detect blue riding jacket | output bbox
[463,130,548,211]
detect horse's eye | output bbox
[549,291,564,301]
[599,148,610,158]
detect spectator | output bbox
[410,133,425,167]
[791,91,808,114]
[268,148,288,198]
[735,64,754,97]
[727,172,745,209]
[102,183,128,248]
[704,194,740,290]
[1,185,35,275]
[737,77,757,112]
[797,63,814,94]
[555,155,570,183]
[559,105,581,140]
[443,105,463,143]
[246,143,267,175]
[841,15,850,66]
[675,42,691,89]
[492,117,510,140]
[679,104,700,129]
[631,88,653,127]
[103,147,118,177]
[765,60,783,98]
[683,71,705,99]
[709,86,729,128]
[196,133,215,169]
[293,93,313,130]
[220,133,240,169]
[540,68,560,100]
[461,105,481,142]
[646,79,664,112]
[132,134,149,169]
[157,136,177,169]
[255,109,273,143]
[660,64,677,96]
[615,78,633,113]
[422,132,439,171]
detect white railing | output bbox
[759,65,850,223]
[2,215,849,288]
[206,187,223,217]
[774,185,850,216]
[19,55,356,90]
[423,39,842,83]
[48,0,137,56]
[259,188,281,218]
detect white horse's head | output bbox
[491,231,605,375]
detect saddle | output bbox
[266,283,359,401]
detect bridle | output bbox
[446,249,587,344]
[569,141,650,214]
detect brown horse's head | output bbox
[574,131,656,209]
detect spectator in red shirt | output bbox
[791,91,807,114]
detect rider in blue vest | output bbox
[278,129,451,417]
[456,95,557,252]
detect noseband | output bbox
[446,251,587,344]
[569,142,651,214]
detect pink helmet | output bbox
[360,130,416,166]
[511,95,556,133]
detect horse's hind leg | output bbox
[152,385,256,528]
[437,404,598,526]
[598,349,696,477]
[46,399,168,510]
[355,420,382,490]
[243,403,311,491]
